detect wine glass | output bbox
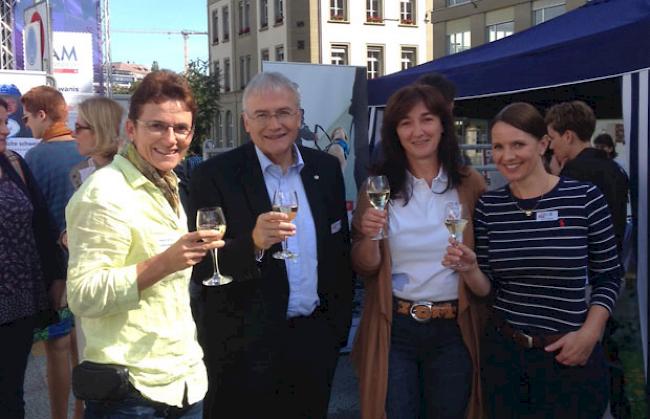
[367,175,390,240]
[197,207,233,286]
[272,190,299,260]
[444,201,468,243]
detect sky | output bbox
[109,0,209,72]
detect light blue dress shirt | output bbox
[255,145,320,318]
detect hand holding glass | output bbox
[367,175,390,240]
[197,207,233,286]
[272,190,299,260]
[444,202,468,243]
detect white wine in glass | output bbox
[444,201,467,243]
[367,175,390,240]
[197,206,232,286]
[272,190,299,260]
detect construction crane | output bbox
[112,29,208,72]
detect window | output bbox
[274,0,284,24]
[331,44,348,65]
[367,46,384,79]
[486,8,514,42]
[216,112,224,147]
[261,48,270,63]
[447,31,470,54]
[401,47,416,70]
[487,21,514,42]
[246,55,251,85]
[533,0,566,25]
[330,0,347,21]
[223,58,231,91]
[213,60,220,79]
[226,111,234,147]
[446,18,471,54]
[400,0,415,24]
[260,0,268,28]
[275,45,284,61]
[446,0,470,6]
[238,0,250,35]
[211,9,219,43]
[239,56,246,89]
[223,6,230,41]
[366,0,383,23]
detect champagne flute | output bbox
[197,207,233,286]
[272,190,299,260]
[444,201,468,243]
[367,175,390,240]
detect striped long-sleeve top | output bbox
[474,177,623,334]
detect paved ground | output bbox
[23,342,360,419]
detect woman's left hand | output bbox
[544,327,600,366]
[441,240,478,272]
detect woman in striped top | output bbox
[443,102,622,418]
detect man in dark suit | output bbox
[188,71,353,419]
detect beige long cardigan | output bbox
[351,168,488,419]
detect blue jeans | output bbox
[482,323,609,419]
[84,388,203,419]
[386,313,472,419]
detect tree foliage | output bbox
[182,59,220,154]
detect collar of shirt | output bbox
[255,144,304,178]
[407,166,448,194]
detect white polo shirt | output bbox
[388,169,460,302]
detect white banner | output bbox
[52,32,94,95]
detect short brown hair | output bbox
[491,102,546,141]
[544,100,595,142]
[21,85,68,122]
[128,71,197,123]
[77,97,124,159]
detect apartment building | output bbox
[430,0,586,59]
[207,0,431,147]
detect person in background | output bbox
[545,101,628,253]
[593,132,629,178]
[445,102,622,418]
[69,97,124,189]
[0,97,64,419]
[189,71,353,419]
[66,71,222,418]
[325,126,349,171]
[352,84,488,419]
[416,72,457,112]
[21,85,85,419]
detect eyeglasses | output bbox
[74,123,92,134]
[246,108,300,126]
[136,119,192,138]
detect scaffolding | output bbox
[0,0,16,70]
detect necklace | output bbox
[512,177,554,217]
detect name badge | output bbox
[156,236,177,250]
[536,210,558,221]
[331,220,342,234]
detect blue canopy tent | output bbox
[367,0,650,384]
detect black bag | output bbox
[72,361,130,401]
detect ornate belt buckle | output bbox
[410,301,433,323]
[513,330,534,349]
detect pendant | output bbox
[525,210,533,216]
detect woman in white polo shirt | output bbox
[351,84,489,419]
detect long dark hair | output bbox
[374,84,463,204]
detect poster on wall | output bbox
[262,62,369,204]
[22,1,51,72]
[13,0,103,91]
[0,70,48,156]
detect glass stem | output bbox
[283,237,288,255]
[212,248,221,277]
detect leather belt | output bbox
[497,320,564,349]
[395,298,458,322]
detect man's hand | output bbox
[252,211,296,250]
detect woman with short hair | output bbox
[66,71,223,418]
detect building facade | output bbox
[430,0,585,59]
[207,0,431,147]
